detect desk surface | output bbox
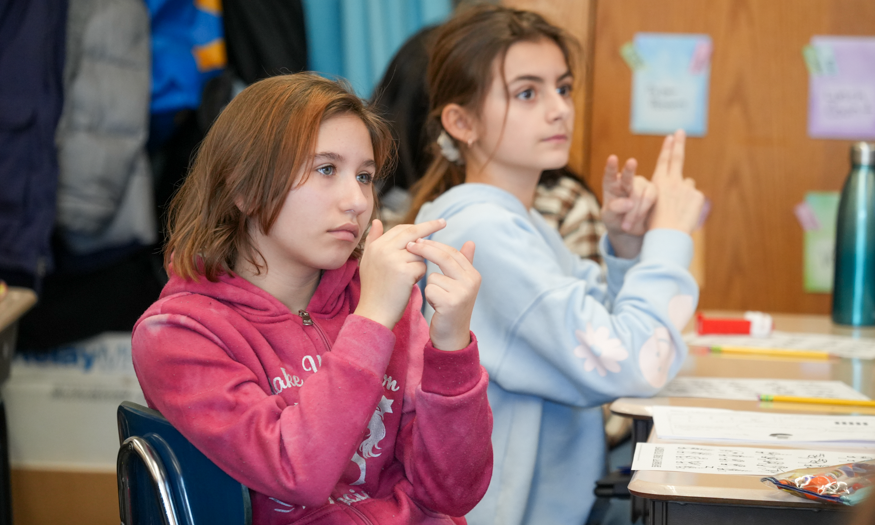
[619,312,875,513]
[0,288,36,334]
[627,432,866,510]
[611,311,875,419]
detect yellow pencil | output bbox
[759,394,875,407]
[709,345,831,360]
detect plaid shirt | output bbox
[534,176,605,265]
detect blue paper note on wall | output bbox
[629,33,712,137]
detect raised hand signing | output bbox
[355,219,447,330]
[648,130,705,234]
[406,238,480,351]
[601,155,657,259]
[355,219,481,351]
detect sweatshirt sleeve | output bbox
[132,302,394,507]
[394,331,494,517]
[426,205,698,408]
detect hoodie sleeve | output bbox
[393,318,494,517]
[132,297,396,507]
[425,203,698,408]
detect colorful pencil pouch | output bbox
[761,460,875,505]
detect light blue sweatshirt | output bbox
[416,183,698,525]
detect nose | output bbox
[546,89,573,123]
[339,173,372,217]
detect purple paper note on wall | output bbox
[807,36,875,140]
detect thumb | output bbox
[460,241,476,264]
[364,219,383,249]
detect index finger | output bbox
[619,158,637,195]
[384,218,447,247]
[668,129,686,180]
[651,134,674,183]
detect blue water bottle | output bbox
[832,142,875,326]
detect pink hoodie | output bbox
[132,259,493,524]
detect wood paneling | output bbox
[588,0,875,313]
[12,469,117,525]
[502,0,596,177]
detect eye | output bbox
[557,84,573,97]
[356,172,374,185]
[516,88,535,101]
[316,164,335,176]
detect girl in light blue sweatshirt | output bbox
[406,6,706,525]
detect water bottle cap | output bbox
[852,142,875,166]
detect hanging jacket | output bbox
[132,258,493,525]
[0,0,67,281]
[56,0,155,255]
[223,0,308,85]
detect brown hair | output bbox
[404,5,579,223]
[165,73,394,281]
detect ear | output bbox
[440,103,477,144]
[234,195,246,213]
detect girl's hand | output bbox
[648,130,705,234]
[406,239,481,351]
[601,156,657,259]
[355,219,448,330]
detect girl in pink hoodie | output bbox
[132,73,493,525]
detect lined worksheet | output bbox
[632,442,875,475]
[684,331,875,359]
[657,378,869,401]
[652,406,875,444]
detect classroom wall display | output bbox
[806,36,875,140]
[795,192,840,293]
[589,0,875,315]
[625,33,712,137]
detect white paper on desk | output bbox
[657,377,869,401]
[684,331,875,360]
[652,406,875,444]
[632,442,875,475]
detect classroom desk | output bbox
[628,429,860,525]
[610,312,875,524]
[0,288,36,525]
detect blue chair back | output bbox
[117,401,252,525]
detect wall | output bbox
[588,0,875,313]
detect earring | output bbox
[467,137,475,147]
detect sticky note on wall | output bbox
[797,192,840,293]
[807,36,875,140]
[626,33,712,137]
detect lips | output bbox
[543,134,569,142]
[328,224,360,242]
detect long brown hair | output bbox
[165,73,393,281]
[404,5,579,223]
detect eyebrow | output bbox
[313,151,342,162]
[508,71,573,84]
[313,151,376,169]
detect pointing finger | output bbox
[668,129,686,180]
[619,158,637,195]
[652,134,674,183]
[407,239,473,279]
[603,155,619,181]
[384,219,447,248]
